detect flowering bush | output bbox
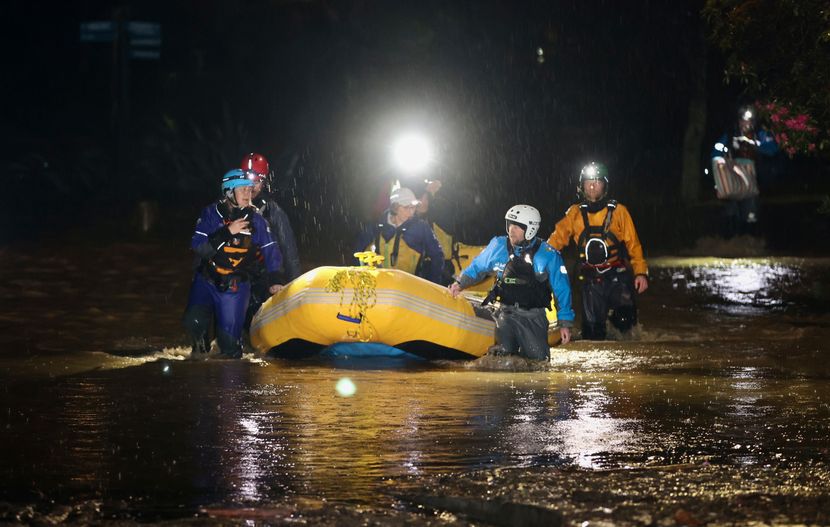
[757,101,820,158]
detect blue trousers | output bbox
[183,273,251,357]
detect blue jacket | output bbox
[191,202,282,285]
[458,235,575,324]
[354,212,445,284]
[711,129,778,159]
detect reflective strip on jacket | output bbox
[190,202,282,280]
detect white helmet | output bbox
[504,204,541,241]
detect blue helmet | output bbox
[221,169,255,193]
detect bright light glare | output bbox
[336,377,357,397]
[584,165,597,177]
[392,134,433,173]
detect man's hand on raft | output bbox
[448,282,462,298]
[269,284,284,295]
[449,281,572,346]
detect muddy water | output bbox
[1,244,829,524]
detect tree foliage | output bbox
[703,0,830,151]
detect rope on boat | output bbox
[325,252,384,342]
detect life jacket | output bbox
[431,222,454,261]
[367,223,425,276]
[206,204,258,285]
[577,200,626,271]
[487,238,552,309]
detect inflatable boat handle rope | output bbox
[324,252,384,341]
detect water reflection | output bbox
[202,368,684,498]
[658,257,829,309]
[559,382,636,468]
[235,415,268,501]
[2,253,830,518]
[59,381,113,490]
[726,366,765,418]
[2,357,829,514]
[550,346,650,372]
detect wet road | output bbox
[1,244,829,524]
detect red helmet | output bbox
[240,152,270,178]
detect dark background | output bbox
[2,0,827,260]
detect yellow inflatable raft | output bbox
[250,266,496,360]
[450,242,493,293]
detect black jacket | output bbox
[255,195,302,282]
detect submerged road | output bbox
[0,244,828,525]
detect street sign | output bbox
[127,21,160,41]
[80,21,114,42]
[128,21,161,60]
[80,20,161,60]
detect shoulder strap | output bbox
[602,200,617,234]
[390,227,405,267]
[483,238,512,305]
[492,237,514,288]
[374,223,384,255]
[527,237,542,259]
[578,203,591,246]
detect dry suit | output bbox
[711,128,779,237]
[184,201,281,358]
[244,195,301,330]
[548,199,647,340]
[457,236,575,360]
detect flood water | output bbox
[1,243,829,525]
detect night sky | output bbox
[2,0,801,257]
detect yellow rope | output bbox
[325,252,384,342]
[354,251,385,268]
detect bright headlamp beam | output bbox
[392,134,433,174]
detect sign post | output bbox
[80,16,161,187]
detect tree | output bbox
[702,0,830,152]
